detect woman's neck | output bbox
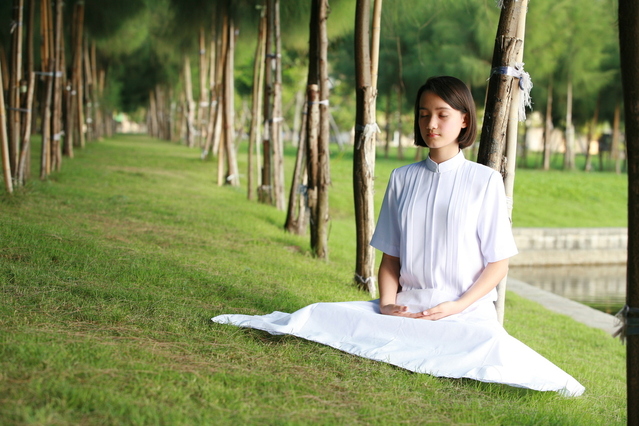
[428,146,461,164]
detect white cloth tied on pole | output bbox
[356,123,380,150]
[490,63,533,122]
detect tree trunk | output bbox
[203,35,218,157]
[618,1,639,423]
[584,96,600,172]
[353,0,379,294]
[0,61,12,194]
[90,42,103,140]
[222,9,239,186]
[305,0,320,250]
[40,58,54,179]
[563,77,575,170]
[271,0,285,209]
[260,0,274,203]
[477,0,527,324]
[197,27,209,148]
[17,72,35,185]
[284,98,308,235]
[50,0,64,172]
[384,89,391,158]
[315,0,331,256]
[395,36,404,160]
[496,0,528,325]
[72,1,85,148]
[612,101,622,174]
[543,81,553,170]
[183,56,196,147]
[477,0,524,171]
[248,9,267,200]
[9,0,24,177]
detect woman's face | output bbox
[418,91,467,161]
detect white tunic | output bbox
[370,150,518,317]
[212,151,586,397]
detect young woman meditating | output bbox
[212,76,585,397]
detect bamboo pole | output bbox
[259,0,274,201]
[83,37,94,142]
[271,0,285,209]
[202,38,217,157]
[17,72,35,185]
[476,0,524,170]
[9,0,24,175]
[284,96,308,235]
[353,0,382,294]
[248,8,266,200]
[40,59,54,179]
[90,42,102,140]
[0,63,13,194]
[496,0,529,325]
[51,0,64,172]
[223,11,239,186]
[197,27,208,147]
[315,0,330,257]
[73,1,85,148]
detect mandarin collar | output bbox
[425,150,465,173]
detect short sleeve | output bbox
[477,172,518,263]
[370,169,401,257]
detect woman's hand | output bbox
[380,303,428,319]
[420,301,464,321]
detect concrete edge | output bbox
[506,277,619,336]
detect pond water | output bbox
[509,264,626,315]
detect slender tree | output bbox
[9,0,24,178]
[352,0,382,294]
[618,1,639,423]
[0,61,12,194]
[476,0,528,324]
[248,7,267,201]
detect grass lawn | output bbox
[0,135,626,425]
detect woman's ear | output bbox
[461,113,468,129]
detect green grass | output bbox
[0,135,626,425]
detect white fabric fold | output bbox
[212,299,585,397]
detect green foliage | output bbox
[0,134,627,424]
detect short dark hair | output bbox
[413,76,477,149]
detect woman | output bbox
[212,76,585,397]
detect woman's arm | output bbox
[420,258,510,320]
[378,253,427,318]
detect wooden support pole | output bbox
[618,1,639,423]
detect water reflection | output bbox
[509,264,626,315]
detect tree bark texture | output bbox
[197,27,208,148]
[314,0,331,258]
[477,0,524,172]
[50,0,64,172]
[496,0,528,325]
[543,81,553,170]
[222,10,239,186]
[618,2,639,424]
[183,56,196,148]
[284,102,308,235]
[0,60,12,194]
[9,0,24,176]
[248,9,266,201]
[259,0,274,203]
[353,0,377,294]
[271,0,286,210]
[17,72,35,185]
[563,78,575,170]
[72,1,85,148]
